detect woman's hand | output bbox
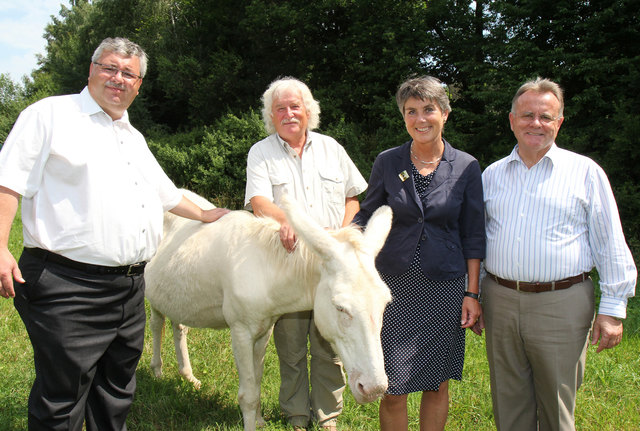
[461,296,482,335]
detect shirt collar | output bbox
[80,86,132,126]
[275,131,312,151]
[509,142,560,167]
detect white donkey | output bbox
[144,190,392,431]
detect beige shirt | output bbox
[245,132,367,229]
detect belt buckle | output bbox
[126,262,144,276]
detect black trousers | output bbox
[14,249,146,431]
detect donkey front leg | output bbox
[230,325,269,431]
[172,321,202,389]
[252,325,274,428]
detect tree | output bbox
[0,74,25,145]
[21,0,640,254]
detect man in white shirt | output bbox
[0,37,229,430]
[481,77,636,431]
[245,77,367,430]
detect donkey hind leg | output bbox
[231,324,271,431]
[149,306,166,378]
[172,321,202,389]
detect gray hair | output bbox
[91,37,148,78]
[396,76,451,115]
[511,77,564,117]
[261,77,321,134]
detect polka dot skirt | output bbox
[380,163,466,394]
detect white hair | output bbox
[261,77,320,134]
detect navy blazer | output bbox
[353,139,485,280]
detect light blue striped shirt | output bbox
[483,144,637,318]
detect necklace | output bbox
[410,145,442,165]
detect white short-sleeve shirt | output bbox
[0,87,182,266]
[245,132,367,229]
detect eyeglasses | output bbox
[93,62,142,81]
[517,112,561,124]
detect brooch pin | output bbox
[398,170,409,182]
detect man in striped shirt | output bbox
[480,77,636,431]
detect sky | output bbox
[0,0,66,82]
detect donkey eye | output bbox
[335,305,353,319]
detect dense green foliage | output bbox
[148,110,267,207]
[1,0,639,257]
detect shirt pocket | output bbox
[319,168,345,205]
[269,172,292,203]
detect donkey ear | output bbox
[363,205,392,256]
[280,194,339,260]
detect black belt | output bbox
[25,248,146,276]
[487,272,589,293]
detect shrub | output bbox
[149,110,267,209]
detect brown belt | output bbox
[487,272,590,293]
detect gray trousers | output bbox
[14,249,146,431]
[483,276,595,431]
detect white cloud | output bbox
[0,0,65,81]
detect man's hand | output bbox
[0,187,21,298]
[201,208,231,223]
[0,248,24,299]
[169,196,230,223]
[471,314,485,336]
[591,314,623,353]
[279,221,297,253]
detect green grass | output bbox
[1,210,639,430]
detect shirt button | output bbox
[418,217,423,223]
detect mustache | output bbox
[106,82,126,91]
[281,118,300,125]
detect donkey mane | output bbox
[229,212,368,289]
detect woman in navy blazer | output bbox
[352,76,485,431]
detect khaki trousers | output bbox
[273,311,345,428]
[482,276,595,431]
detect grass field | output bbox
[1,209,639,430]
